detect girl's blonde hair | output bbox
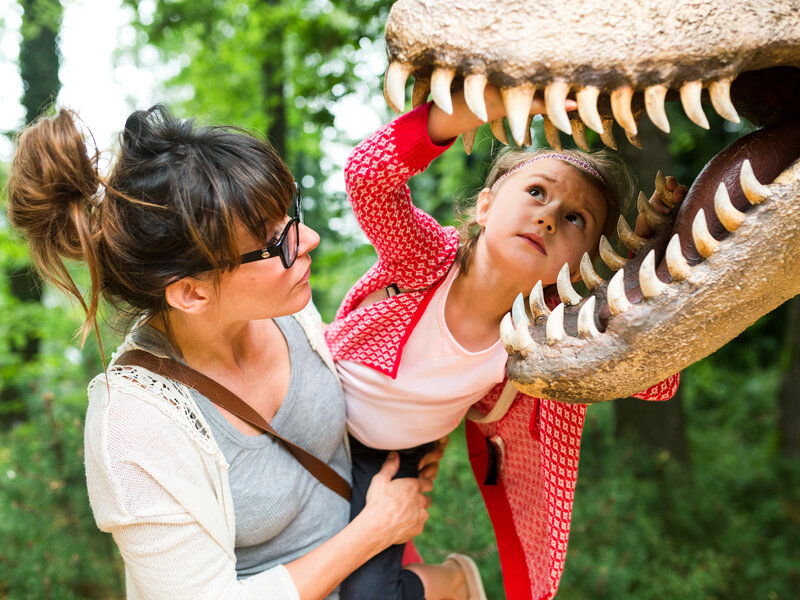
[455,146,636,274]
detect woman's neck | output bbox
[150,311,269,373]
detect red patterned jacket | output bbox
[325,104,679,600]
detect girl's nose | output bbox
[536,214,556,233]
[298,222,320,254]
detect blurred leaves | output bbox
[1,1,799,598]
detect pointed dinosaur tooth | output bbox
[500,312,519,353]
[412,77,431,108]
[524,115,533,147]
[599,116,617,150]
[617,215,647,252]
[430,67,456,115]
[570,118,591,151]
[655,170,678,208]
[740,159,770,205]
[511,292,529,329]
[665,233,691,281]
[490,118,509,145]
[577,295,600,338]
[384,61,412,114]
[692,208,719,258]
[546,302,566,344]
[515,316,537,357]
[576,86,604,134]
[625,128,643,149]
[557,262,582,305]
[680,80,709,129]
[543,115,563,152]
[463,73,489,122]
[462,127,478,155]
[638,190,671,230]
[580,252,606,290]
[639,249,668,298]
[544,81,572,134]
[607,269,632,315]
[611,85,637,134]
[644,84,670,133]
[529,280,551,319]
[502,84,536,146]
[708,78,740,124]
[599,234,627,271]
[714,182,745,231]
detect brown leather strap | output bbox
[115,349,351,501]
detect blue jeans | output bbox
[340,435,434,600]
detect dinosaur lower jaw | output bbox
[504,116,800,403]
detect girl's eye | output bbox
[566,213,586,229]
[528,186,544,200]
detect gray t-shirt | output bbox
[131,317,350,595]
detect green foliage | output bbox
[0,220,125,598]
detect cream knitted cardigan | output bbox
[84,302,338,600]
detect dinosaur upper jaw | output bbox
[383,0,800,402]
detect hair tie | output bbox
[491,152,605,192]
[90,183,105,207]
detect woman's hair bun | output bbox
[6,108,103,322]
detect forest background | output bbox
[1,0,799,598]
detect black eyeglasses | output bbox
[239,183,303,270]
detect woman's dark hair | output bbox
[6,104,295,341]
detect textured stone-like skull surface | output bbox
[384,0,800,402]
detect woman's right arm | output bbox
[285,452,432,599]
[86,380,431,600]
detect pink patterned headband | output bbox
[491,152,605,192]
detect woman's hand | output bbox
[359,452,433,547]
[635,173,688,238]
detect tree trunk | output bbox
[260,0,287,158]
[1,0,63,428]
[19,0,63,123]
[614,116,690,463]
[778,295,800,457]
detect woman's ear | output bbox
[164,276,213,314]
[475,187,493,227]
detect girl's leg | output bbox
[341,437,476,600]
[405,562,467,600]
[341,437,427,600]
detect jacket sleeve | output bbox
[343,102,458,290]
[84,378,300,600]
[631,372,680,401]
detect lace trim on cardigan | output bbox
[88,348,219,458]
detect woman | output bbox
[6,104,442,600]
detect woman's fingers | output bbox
[375,451,400,481]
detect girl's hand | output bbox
[417,436,449,482]
[360,452,433,547]
[635,174,688,238]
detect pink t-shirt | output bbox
[337,266,507,449]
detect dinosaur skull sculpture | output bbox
[383,0,800,402]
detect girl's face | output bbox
[212,215,321,323]
[476,158,607,289]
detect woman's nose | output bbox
[298,222,320,254]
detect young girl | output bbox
[325,86,682,600]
